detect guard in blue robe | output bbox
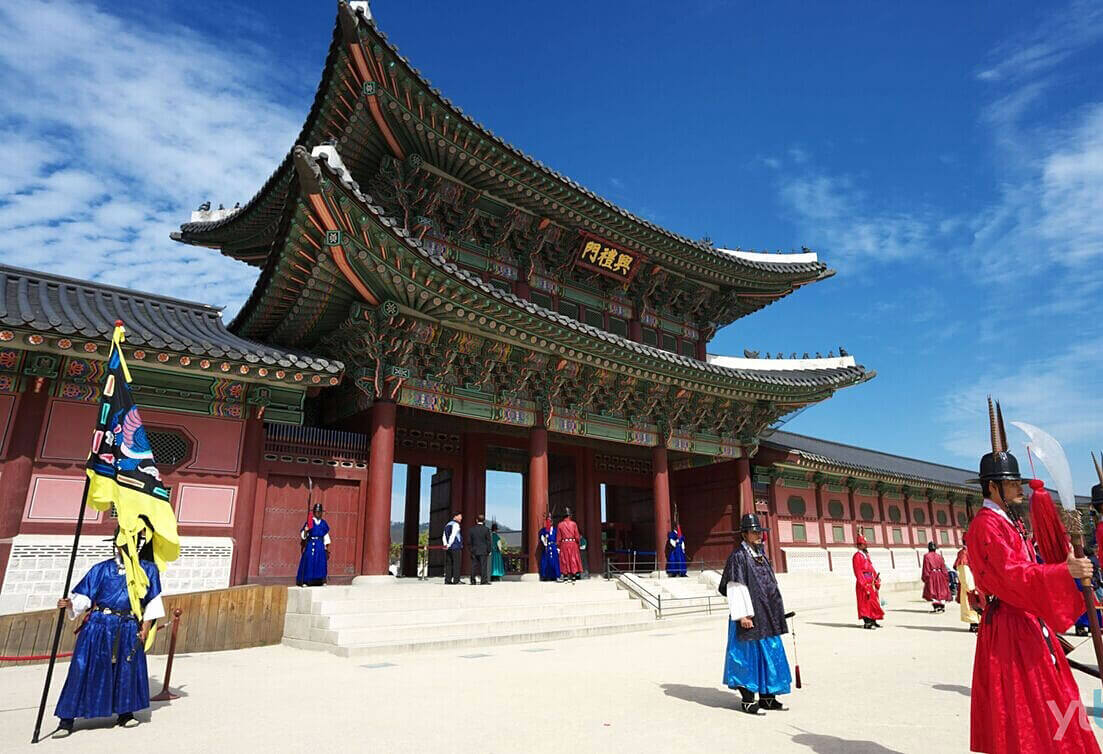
[296,503,330,586]
[719,514,791,714]
[54,544,163,735]
[539,522,561,581]
[666,528,687,577]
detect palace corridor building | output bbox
[0,3,1022,611]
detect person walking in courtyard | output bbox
[966,398,1098,754]
[719,514,791,715]
[667,524,687,577]
[921,541,950,613]
[538,513,561,581]
[443,512,463,585]
[490,522,506,581]
[53,529,165,736]
[557,508,584,582]
[468,514,492,585]
[954,545,982,633]
[296,501,330,587]
[852,534,883,629]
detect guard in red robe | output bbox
[967,398,1099,754]
[556,509,584,582]
[852,534,883,628]
[921,541,951,612]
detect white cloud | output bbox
[0,0,303,315]
[777,173,938,267]
[939,338,1103,493]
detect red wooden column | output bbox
[361,399,396,576]
[813,473,829,559]
[0,382,50,592]
[735,452,754,522]
[526,418,549,574]
[231,409,265,585]
[401,464,421,577]
[765,470,785,571]
[629,319,643,343]
[900,489,916,547]
[652,445,671,572]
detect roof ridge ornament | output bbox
[349,1,372,22]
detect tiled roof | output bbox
[176,3,828,281]
[764,430,1091,506]
[305,147,870,391]
[0,264,343,374]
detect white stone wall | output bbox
[0,534,233,615]
[781,547,831,573]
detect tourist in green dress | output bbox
[490,523,506,581]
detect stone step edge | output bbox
[316,609,658,643]
[293,595,639,616]
[283,616,717,657]
[307,602,647,625]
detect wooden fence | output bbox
[0,584,287,667]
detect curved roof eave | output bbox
[302,146,870,395]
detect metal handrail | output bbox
[610,566,728,619]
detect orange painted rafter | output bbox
[346,37,405,159]
[306,193,379,306]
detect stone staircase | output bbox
[617,568,924,618]
[617,571,727,617]
[283,579,657,658]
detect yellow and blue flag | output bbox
[85,323,179,646]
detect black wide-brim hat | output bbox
[740,514,765,533]
[966,450,1025,485]
[1092,483,1103,506]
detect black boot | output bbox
[862,618,873,629]
[871,620,883,628]
[969,623,979,633]
[117,713,139,728]
[53,719,74,738]
[736,687,762,715]
[759,695,787,711]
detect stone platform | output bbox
[283,578,660,657]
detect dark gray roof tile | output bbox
[0,263,342,375]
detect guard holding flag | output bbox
[966,399,1098,754]
[33,321,180,740]
[54,529,164,735]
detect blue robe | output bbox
[55,558,161,720]
[666,531,687,576]
[296,518,329,586]
[720,544,791,696]
[539,527,561,581]
[491,533,506,578]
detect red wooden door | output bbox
[257,475,361,584]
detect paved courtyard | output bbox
[2,592,1102,753]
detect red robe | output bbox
[922,551,951,602]
[1095,521,1103,562]
[852,550,884,620]
[556,519,583,575]
[968,505,1100,754]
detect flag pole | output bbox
[31,474,92,743]
[31,320,123,743]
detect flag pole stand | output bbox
[31,475,92,744]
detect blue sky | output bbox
[1,1,1101,525]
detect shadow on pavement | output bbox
[659,683,735,710]
[892,608,939,614]
[789,732,904,753]
[807,622,865,630]
[932,683,971,697]
[897,624,971,633]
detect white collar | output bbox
[982,499,1013,524]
